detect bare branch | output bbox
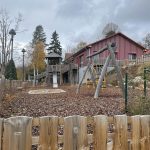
[0,8,23,75]
[14,13,23,31]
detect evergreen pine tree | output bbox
[5,59,17,80]
[32,25,46,47]
[47,31,62,56]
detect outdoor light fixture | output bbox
[22,48,26,81]
[9,29,16,60]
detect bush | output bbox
[128,96,150,115]
[5,59,17,80]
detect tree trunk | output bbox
[36,68,39,84]
[33,66,36,86]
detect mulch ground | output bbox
[0,85,125,118]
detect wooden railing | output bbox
[46,65,61,72]
[92,55,150,67]
[61,63,78,73]
[0,115,149,149]
[46,64,78,73]
[129,55,150,65]
[36,72,46,79]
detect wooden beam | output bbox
[76,62,91,94]
[108,43,125,98]
[87,43,116,58]
[94,55,111,98]
[87,45,108,58]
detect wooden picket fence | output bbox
[0,115,149,150]
[0,77,6,101]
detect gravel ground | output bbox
[0,86,125,118]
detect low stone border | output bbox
[28,89,66,94]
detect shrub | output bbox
[5,59,17,80]
[128,96,150,115]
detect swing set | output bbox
[76,42,125,98]
[86,65,106,88]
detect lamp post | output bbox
[22,48,26,81]
[9,29,16,60]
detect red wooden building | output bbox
[63,32,145,84]
[71,32,144,67]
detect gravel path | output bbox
[0,86,124,118]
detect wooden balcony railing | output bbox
[61,63,78,73]
[46,64,78,73]
[46,65,61,72]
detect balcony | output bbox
[61,63,78,73]
[46,65,61,72]
[46,64,78,73]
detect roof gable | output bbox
[73,32,145,57]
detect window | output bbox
[128,53,136,60]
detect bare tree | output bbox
[0,9,22,76]
[102,22,120,37]
[69,41,87,54]
[143,33,150,49]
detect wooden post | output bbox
[131,116,140,150]
[69,64,73,85]
[94,115,108,150]
[39,116,58,150]
[140,115,150,150]
[76,62,91,94]
[3,116,32,150]
[0,119,3,150]
[113,115,128,150]
[63,115,88,150]
[108,43,125,98]
[94,55,111,98]
[77,65,79,84]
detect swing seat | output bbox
[96,78,106,88]
[86,79,93,88]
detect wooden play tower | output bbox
[45,52,62,87]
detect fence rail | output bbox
[0,115,149,150]
[1,80,32,88]
[0,79,32,101]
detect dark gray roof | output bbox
[45,52,61,58]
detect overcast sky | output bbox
[1,0,150,56]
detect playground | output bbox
[1,42,150,118]
[0,86,124,118]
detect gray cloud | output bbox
[0,0,149,51]
[115,0,150,23]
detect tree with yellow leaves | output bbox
[31,41,46,85]
[32,41,45,72]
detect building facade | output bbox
[64,32,145,84]
[72,32,144,67]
